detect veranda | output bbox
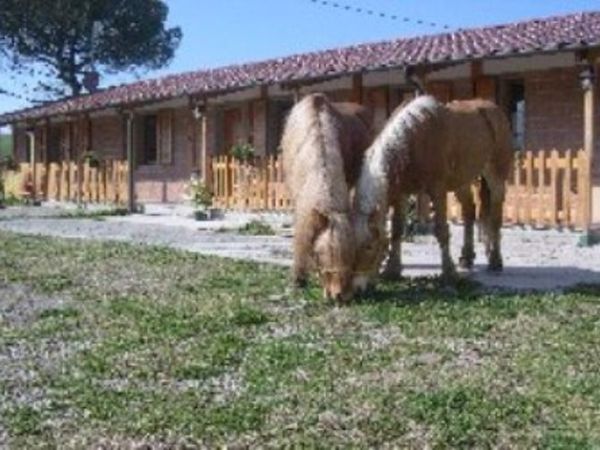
[0,144,592,231]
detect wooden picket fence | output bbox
[447,148,588,229]
[212,155,291,210]
[2,160,129,205]
[211,149,589,230]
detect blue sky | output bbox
[0,0,598,118]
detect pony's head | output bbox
[351,206,388,293]
[313,213,356,303]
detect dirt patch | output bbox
[0,283,73,327]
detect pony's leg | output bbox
[291,210,323,287]
[430,189,457,282]
[455,186,476,270]
[482,174,506,272]
[381,197,406,280]
[293,238,310,287]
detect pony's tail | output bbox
[478,177,492,244]
[479,107,514,178]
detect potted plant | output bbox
[230,142,255,163]
[81,151,101,168]
[185,174,214,220]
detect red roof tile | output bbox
[2,10,599,124]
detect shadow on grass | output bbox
[352,275,483,306]
[348,265,600,307]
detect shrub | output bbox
[185,175,213,210]
[238,220,275,236]
[230,143,255,162]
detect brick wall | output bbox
[134,107,194,203]
[522,66,600,177]
[523,67,584,153]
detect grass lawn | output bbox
[1,231,600,448]
[0,134,12,159]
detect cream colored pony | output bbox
[352,95,513,292]
[281,93,372,301]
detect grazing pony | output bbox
[352,95,513,291]
[281,93,373,301]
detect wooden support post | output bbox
[27,130,37,202]
[191,100,211,187]
[579,60,597,245]
[201,111,210,185]
[125,112,136,213]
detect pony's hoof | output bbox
[380,267,403,281]
[458,256,474,270]
[440,285,459,296]
[293,277,309,289]
[487,261,503,273]
[440,268,460,285]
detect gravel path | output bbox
[1,206,599,291]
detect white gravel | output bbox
[1,205,599,291]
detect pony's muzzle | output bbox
[324,288,352,304]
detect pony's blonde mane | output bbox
[355,95,442,214]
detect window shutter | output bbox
[158,109,173,164]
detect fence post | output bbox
[549,149,559,226]
[224,156,230,209]
[563,149,573,226]
[263,157,270,210]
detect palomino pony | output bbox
[352,95,513,292]
[281,93,373,302]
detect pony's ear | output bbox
[310,210,329,245]
[312,210,329,229]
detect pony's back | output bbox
[281,93,350,212]
[446,99,513,183]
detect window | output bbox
[142,115,158,164]
[269,99,293,154]
[47,127,61,163]
[507,81,525,151]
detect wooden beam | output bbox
[280,73,345,92]
[470,61,483,97]
[351,73,364,104]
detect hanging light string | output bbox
[307,0,453,30]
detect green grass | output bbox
[0,134,11,159]
[1,231,600,447]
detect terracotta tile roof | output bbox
[2,10,599,124]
